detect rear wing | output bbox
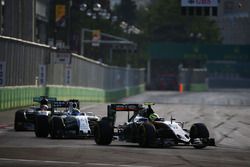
[107,104,144,125]
[33,96,57,103]
[109,104,143,111]
[51,100,80,109]
[51,99,80,114]
[52,101,69,108]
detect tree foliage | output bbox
[115,0,137,24]
[53,0,222,67]
[137,0,221,43]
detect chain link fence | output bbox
[0,36,145,89]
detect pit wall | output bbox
[0,84,145,111]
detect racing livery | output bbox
[35,100,100,138]
[94,103,215,149]
[14,96,56,131]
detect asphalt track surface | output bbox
[0,90,250,167]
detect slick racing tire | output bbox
[35,115,49,138]
[94,117,113,145]
[138,122,156,147]
[125,123,137,143]
[50,117,64,139]
[190,123,209,149]
[14,110,26,131]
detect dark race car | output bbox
[34,99,100,138]
[14,96,57,131]
[94,103,215,149]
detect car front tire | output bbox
[94,117,113,145]
[190,123,210,149]
[35,115,49,138]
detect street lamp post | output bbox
[189,32,203,43]
[66,0,72,49]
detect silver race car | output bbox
[14,96,56,131]
[35,99,100,138]
[94,103,215,149]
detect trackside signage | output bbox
[39,65,46,86]
[51,51,71,64]
[65,65,72,85]
[181,0,219,7]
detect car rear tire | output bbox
[190,123,210,149]
[94,117,113,145]
[35,115,49,137]
[14,110,26,131]
[138,122,156,147]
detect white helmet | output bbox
[40,104,48,111]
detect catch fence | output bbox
[0,36,145,110]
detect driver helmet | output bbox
[139,108,147,117]
[71,108,80,116]
[149,113,159,121]
[40,104,48,111]
[72,102,78,109]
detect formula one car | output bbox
[94,103,215,149]
[14,96,57,131]
[35,99,100,138]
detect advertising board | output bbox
[181,0,219,7]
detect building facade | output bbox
[216,0,250,44]
[1,0,50,43]
[3,0,36,41]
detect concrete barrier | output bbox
[0,84,145,111]
[0,86,46,111]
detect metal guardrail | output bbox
[0,35,145,89]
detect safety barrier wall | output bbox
[46,85,106,102]
[0,36,145,89]
[0,86,46,111]
[48,54,145,90]
[0,36,145,111]
[0,84,145,111]
[0,36,51,86]
[105,84,145,102]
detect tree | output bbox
[115,0,137,25]
[137,0,221,43]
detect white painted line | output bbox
[0,158,80,165]
[85,163,152,167]
[86,163,114,166]
[0,158,151,167]
[120,165,152,167]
